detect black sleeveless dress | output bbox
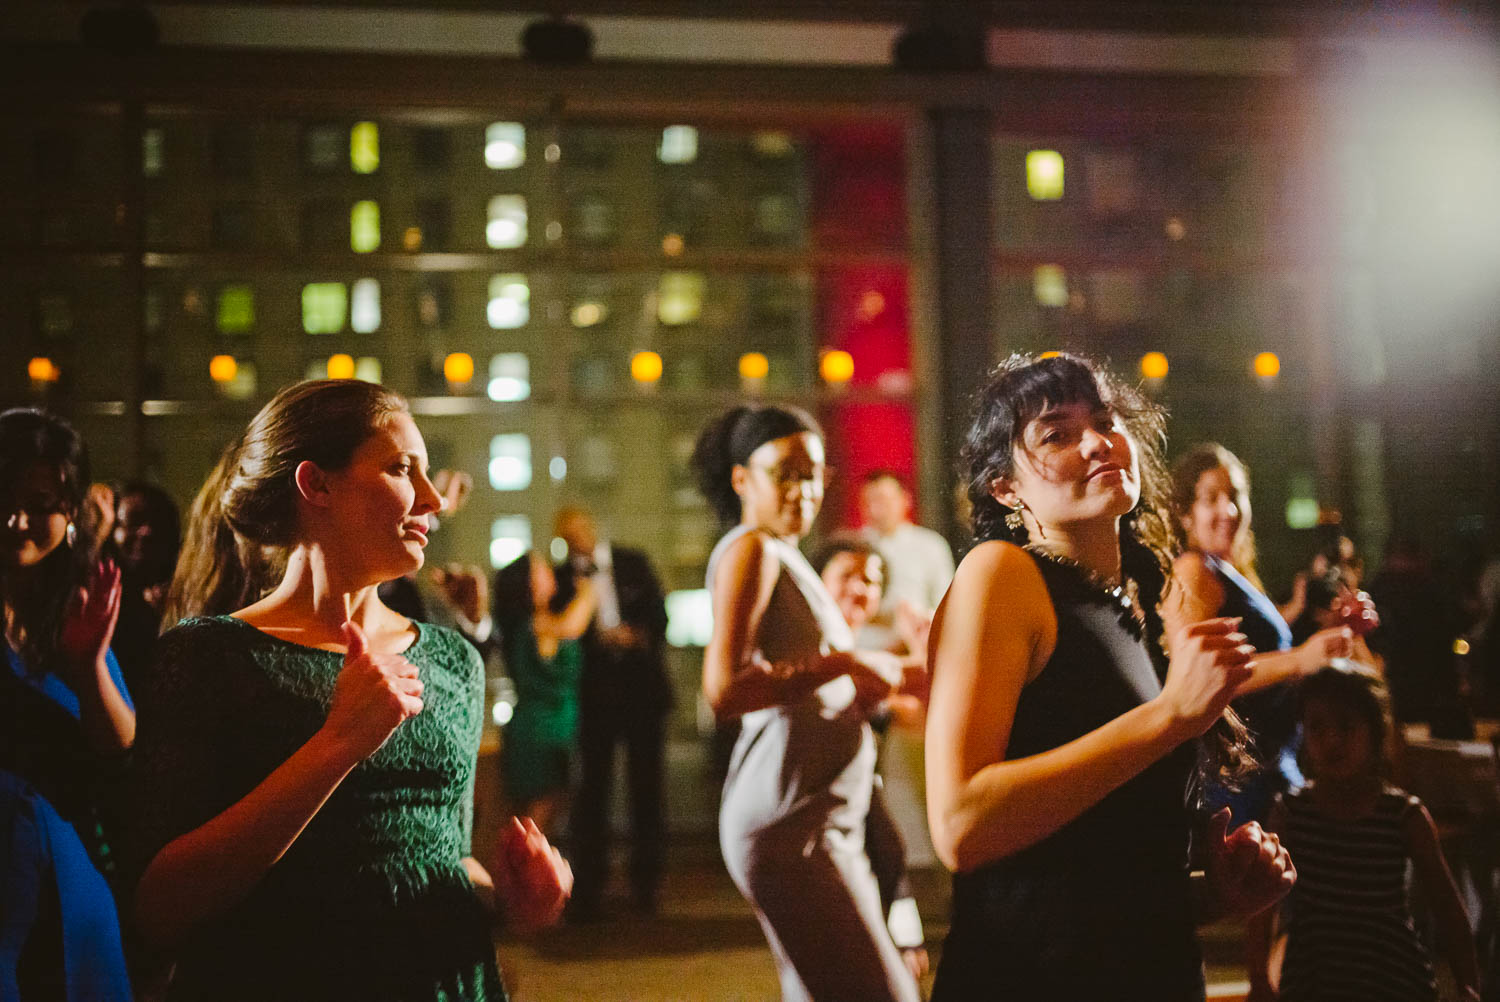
[932,552,1205,1002]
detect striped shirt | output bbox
[1278,786,1437,1002]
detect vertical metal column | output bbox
[926,107,994,549]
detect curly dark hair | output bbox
[959,353,1252,785]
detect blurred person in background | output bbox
[549,505,671,920]
[1166,443,1355,821]
[492,550,596,837]
[1247,663,1479,1002]
[693,403,919,1002]
[105,481,181,695]
[813,533,931,983]
[1,407,134,1001]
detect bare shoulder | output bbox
[947,541,1053,632]
[712,530,782,597]
[1171,550,1214,583]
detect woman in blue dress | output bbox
[1166,443,1355,821]
[1,407,134,1002]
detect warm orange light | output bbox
[1038,350,1062,360]
[403,226,423,251]
[327,353,356,380]
[443,352,475,383]
[1253,352,1281,379]
[1140,351,1169,380]
[209,355,238,383]
[857,290,886,321]
[820,349,855,384]
[739,352,770,381]
[27,357,60,383]
[631,351,663,383]
[661,233,684,256]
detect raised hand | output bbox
[320,620,424,761]
[494,816,572,932]
[1300,625,1355,672]
[1159,618,1256,738]
[59,559,123,679]
[429,563,487,624]
[1203,808,1295,920]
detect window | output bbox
[486,195,528,249]
[1032,265,1068,307]
[36,294,73,337]
[487,274,530,329]
[569,191,616,246]
[665,589,713,647]
[350,278,380,333]
[657,272,705,326]
[413,127,451,169]
[489,516,532,569]
[301,200,346,251]
[487,353,530,402]
[484,123,526,169]
[303,124,344,172]
[350,200,380,252]
[415,278,450,329]
[658,125,699,164]
[212,124,254,178]
[414,199,450,251]
[211,203,254,248]
[216,285,255,334]
[349,122,379,174]
[488,434,532,491]
[1026,150,1065,200]
[142,127,165,177]
[302,283,347,334]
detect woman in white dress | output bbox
[692,404,920,1002]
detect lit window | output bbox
[1285,473,1319,529]
[354,357,382,383]
[487,353,531,402]
[657,272,704,326]
[658,125,699,164]
[488,434,532,491]
[303,124,344,172]
[549,456,567,481]
[484,123,526,169]
[487,274,530,329]
[142,127,164,177]
[486,195,528,249]
[489,516,532,569]
[751,131,795,158]
[1032,265,1068,308]
[350,122,379,174]
[350,278,380,333]
[350,201,380,253]
[1026,150,1065,200]
[216,285,255,334]
[302,283,347,334]
[665,589,714,647]
[570,300,607,327]
[217,359,258,400]
[28,357,61,383]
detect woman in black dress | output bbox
[925,354,1296,1000]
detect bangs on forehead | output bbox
[1010,356,1110,429]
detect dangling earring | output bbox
[65,522,77,547]
[1004,504,1025,533]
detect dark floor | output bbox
[494,838,1255,1002]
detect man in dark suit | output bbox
[551,505,671,919]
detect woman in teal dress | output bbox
[132,380,572,1001]
[494,551,595,835]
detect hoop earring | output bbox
[66,522,77,547]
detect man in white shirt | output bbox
[859,471,955,620]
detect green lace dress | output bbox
[132,616,506,1002]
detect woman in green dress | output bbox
[132,380,571,1001]
[494,551,595,836]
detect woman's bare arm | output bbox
[925,543,1247,872]
[701,531,861,721]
